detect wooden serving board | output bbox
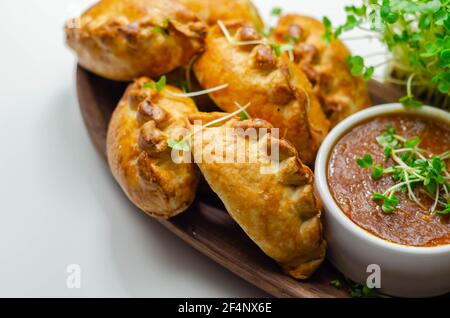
[76,66,403,298]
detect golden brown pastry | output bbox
[65,0,206,81]
[107,77,200,218]
[193,21,330,164]
[176,0,264,29]
[272,15,371,126]
[190,114,326,279]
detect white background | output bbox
[0,0,384,297]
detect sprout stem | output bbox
[184,55,198,93]
[166,83,229,98]
[363,51,388,58]
[431,186,440,213]
[181,102,252,147]
[341,35,379,41]
[406,73,416,97]
[217,20,234,43]
[357,25,377,33]
[373,59,392,69]
[360,125,450,213]
[404,170,425,209]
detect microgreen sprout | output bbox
[435,203,450,215]
[323,0,450,110]
[283,33,300,44]
[330,279,342,289]
[167,139,190,152]
[270,43,295,61]
[184,55,199,93]
[217,20,265,46]
[165,83,229,98]
[349,282,379,298]
[346,55,375,80]
[373,192,399,213]
[151,19,170,35]
[356,125,450,214]
[146,76,228,98]
[271,7,283,17]
[166,102,252,151]
[151,26,168,35]
[143,75,166,92]
[356,153,373,168]
[239,108,250,121]
[258,7,283,37]
[218,21,295,61]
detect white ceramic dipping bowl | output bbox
[315,103,450,297]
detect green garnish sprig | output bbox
[217,13,296,62]
[356,125,450,214]
[143,75,228,98]
[143,75,166,92]
[259,7,283,37]
[329,279,380,298]
[149,18,171,36]
[348,282,379,298]
[166,102,252,151]
[347,55,376,80]
[322,0,450,109]
[270,43,294,59]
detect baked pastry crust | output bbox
[190,115,326,279]
[65,0,206,81]
[107,77,200,218]
[176,0,264,29]
[193,21,330,165]
[272,15,371,126]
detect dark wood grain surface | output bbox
[76,66,403,298]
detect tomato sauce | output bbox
[328,114,450,247]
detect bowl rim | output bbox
[315,103,450,254]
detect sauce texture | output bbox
[328,114,450,246]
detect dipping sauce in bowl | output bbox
[328,114,450,247]
[315,104,450,297]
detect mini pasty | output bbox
[65,0,206,81]
[176,0,264,29]
[193,21,330,165]
[190,115,326,279]
[107,77,200,218]
[272,15,371,126]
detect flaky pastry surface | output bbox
[66,0,206,81]
[272,15,371,126]
[107,78,199,218]
[194,21,330,164]
[191,116,326,279]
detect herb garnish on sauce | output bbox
[356,125,450,214]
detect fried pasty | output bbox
[190,115,326,279]
[272,15,371,126]
[193,21,330,165]
[176,0,264,29]
[107,77,200,218]
[65,0,206,81]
